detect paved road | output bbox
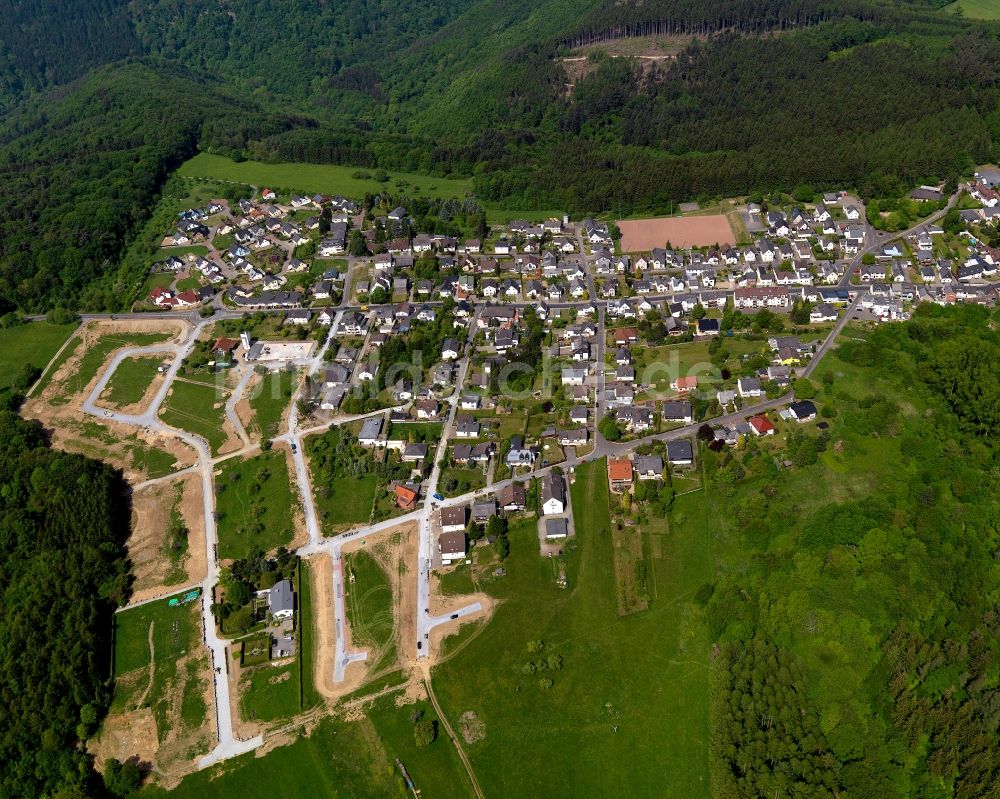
[415,313,480,660]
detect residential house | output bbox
[498,483,527,512]
[438,530,467,564]
[661,400,694,425]
[748,414,775,436]
[608,459,634,491]
[440,507,467,534]
[666,440,694,466]
[636,455,664,480]
[267,580,294,621]
[789,400,817,422]
[541,474,566,515]
[737,377,764,398]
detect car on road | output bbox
[450,613,459,619]
[291,443,297,453]
[417,641,422,650]
[433,492,444,501]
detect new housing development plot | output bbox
[618,214,736,251]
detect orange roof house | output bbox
[748,415,775,436]
[608,458,634,489]
[394,484,418,510]
[671,375,698,393]
[213,337,239,354]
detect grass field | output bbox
[942,0,1000,19]
[177,153,561,224]
[159,379,230,454]
[113,594,201,677]
[240,662,302,724]
[215,450,297,559]
[344,551,396,674]
[179,153,474,202]
[57,331,174,401]
[144,696,473,799]
[101,355,164,407]
[248,370,297,441]
[317,474,379,531]
[439,466,486,498]
[639,337,764,395]
[0,321,77,390]
[298,560,320,710]
[431,458,714,798]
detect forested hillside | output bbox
[0,0,998,311]
[0,62,297,312]
[0,0,138,108]
[706,305,1000,797]
[0,411,131,798]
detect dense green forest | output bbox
[704,304,1000,797]
[0,411,131,798]
[0,0,998,309]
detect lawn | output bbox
[344,551,396,674]
[439,466,486,498]
[179,153,474,203]
[140,272,175,297]
[430,458,714,798]
[248,370,298,441]
[639,337,764,393]
[0,321,77,390]
[438,564,476,596]
[100,355,164,407]
[113,593,201,677]
[240,662,302,724]
[215,450,297,559]
[941,0,1000,18]
[298,560,320,710]
[159,379,230,454]
[387,421,443,442]
[316,474,379,532]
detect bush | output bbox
[413,718,437,748]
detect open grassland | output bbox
[178,153,560,223]
[248,370,297,440]
[942,0,1000,19]
[0,321,77,390]
[101,355,164,407]
[159,379,229,454]
[215,450,296,559]
[431,458,714,798]
[179,153,473,202]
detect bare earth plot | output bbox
[618,214,736,251]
